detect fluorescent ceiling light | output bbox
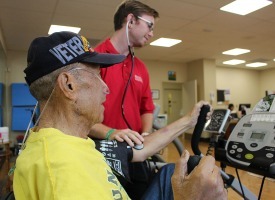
[222,48,250,56]
[220,0,272,15]
[150,38,182,47]
[246,62,267,67]
[48,25,81,35]
[223,59,246,65]
[274,58,275,61]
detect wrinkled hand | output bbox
[188,101,213,129]
[171,150,227,200]
[110,129,144,147]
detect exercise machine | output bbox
[191,96,275,200]
[190,106,258,199]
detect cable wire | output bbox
[121,21,135,129]
[206,137,215,156]
[257,176,266,200]
[121,45,134,129]
[235,168,246,199]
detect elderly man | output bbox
[13,31,227,200]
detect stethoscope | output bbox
[121,20,135,130]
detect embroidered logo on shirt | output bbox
[135,75,143,83]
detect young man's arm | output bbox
[140,113,154,136]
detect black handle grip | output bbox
[187,155,201,174]
[191,105,210,156]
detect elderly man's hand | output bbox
[171,150,227,200]
[186,101,213,130]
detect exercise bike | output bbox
[189,96,275,200]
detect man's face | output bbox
[130,14,155,47]
[73,63,109,124]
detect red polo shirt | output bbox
[95,39,154,133]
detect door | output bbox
[163,80,197,124]
[163,83,183,124]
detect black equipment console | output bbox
[225,95,275,178]
[204,109,230,134]
[226,113,275,177]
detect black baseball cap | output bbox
[24,31,125,85]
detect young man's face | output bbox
[130,14,155,47]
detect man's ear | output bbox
[126,13,135,25]
[56,72,76,100]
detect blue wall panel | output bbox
[11,83,36,106]
[12,107,35,131]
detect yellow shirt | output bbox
[13,128,130,200]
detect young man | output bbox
[89,2,220,198]
[90,0,159,146]
[13,31,227,200]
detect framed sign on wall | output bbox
[152,89,160,100]
[168,71,176,81]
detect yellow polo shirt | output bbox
[13,128,130,200]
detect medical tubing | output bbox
[121,45,134,129]
[21,101,39,146]
[120,20,135,129]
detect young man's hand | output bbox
[111,129,144,147]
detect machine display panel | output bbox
[250,132,265,140]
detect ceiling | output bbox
[1,0,275,70]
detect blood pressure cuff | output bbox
[94,139,133,186]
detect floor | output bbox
[161,134,275,200]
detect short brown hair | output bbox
[114,0,159,31]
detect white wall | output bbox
[216,67,261,111]
[7,51,27,83]
[3,50,275,145]
[144,60,187,113]
[186,59,216,102]
[0,46,6,83]
[146,60,266,114]
[0,25,7,83]
[259,68,275,95]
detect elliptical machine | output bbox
[191,96,275,200]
